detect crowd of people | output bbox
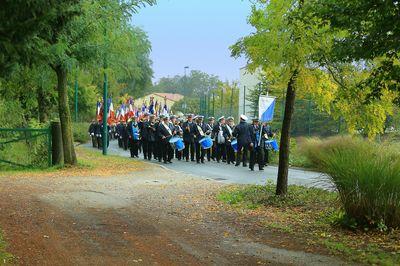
[88,114,276,171]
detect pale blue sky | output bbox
[132,0,254,82]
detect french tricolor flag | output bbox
[258,95,276,122]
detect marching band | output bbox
[88,98,277,171]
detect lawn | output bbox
[217,183,400,265]
[0,145,146,178]
[0,230,13,264]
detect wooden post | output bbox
[51,121,64,166]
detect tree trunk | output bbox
[276,69,298,196]
[55,64,77,165]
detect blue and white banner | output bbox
[258,95,276,122]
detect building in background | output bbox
[238,67,262,120]
[135,93,184,109]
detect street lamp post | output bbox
[102,26,108,156]
[74,71,78,122]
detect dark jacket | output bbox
[233,121,252,146]
[158,122,173,141]
[145,121,157,142]
[182,121,195,142]
[193,123,208,143]
[88,123,96,135]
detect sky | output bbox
[132,0,254,83]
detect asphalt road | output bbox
[84,140,330,188]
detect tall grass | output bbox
[72,122,90,144]
[301,136,400,229]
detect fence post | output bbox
[51,121,64,166]
[308,99,312,137]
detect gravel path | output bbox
[0,157,347,265]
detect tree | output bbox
[309,0,400,105]
[232,0,315,195]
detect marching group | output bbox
[88,113,276,171]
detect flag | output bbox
[258,95,276,122]
[96,101,102,121]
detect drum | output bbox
[169,137,185,151]
[231,139,238,152]
[265,139,279,151]
[199,137,213,150]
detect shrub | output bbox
[301,136,400,229]
[72,122,90,144]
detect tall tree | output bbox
[231,0,323,195]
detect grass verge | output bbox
[0,145,145,178]
[217,184,400,265]
[0,230,13,264]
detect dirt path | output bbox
[0,163,348,265]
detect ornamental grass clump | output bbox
[301,136,400,229]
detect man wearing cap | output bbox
[249,118,266,171]
[171,115,183,160]
[233,114,252,167]
[213,116,227,163]
[158,116,173,163]
[193,115,207,163]
[154,116,162,161]
[139,113,149,159]
[225,117,236,164]
[88,120,97,148]
[145,115,157,160]
[206,117,215,161]
[182,114,196,162]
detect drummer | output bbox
[206,117,215,162]
[171,115,184,160]
[158,115,174,164]
[225,117,236,164]
[193,115,207,164]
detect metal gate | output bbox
[0,128,52,168]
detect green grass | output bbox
[301,135,400,229]
[217,182,336,209]
[217,184,400,265]
[0,230,13,264]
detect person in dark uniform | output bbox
[154,116,162,162]
[95,121,102,149]
[205,117,215,161]
[225,117,236,164]
[249,118,266,171]
[145,115,157,160]
[262,122,274,166]
[88,120,97,148]
[121,121,128,151]
[116,121,124,148]
[182,114,196,162]
[213,116,227,163]
[158,116,173,163]
[139,113,149,159]
[127,117,140,158]
[233,114,252,167]
[170,115,183,160]
[193,116,207,164]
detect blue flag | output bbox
[258,96,276,122]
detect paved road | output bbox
[84,140,330,188]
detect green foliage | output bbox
[217,182,336,210]
[151,70,221,97]
[171,97,200,115]
[0,229,13,264]
[72,122,90,144]
[309,0,400,105]
[301,136,400,229]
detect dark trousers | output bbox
[122,137,128,151]
[147,141,155,160]
[155,140,162,161]
[195,142,205,163]
[129,138,139,158]
[142,140,148,159]
[250,147,264,170]
[216,143,226,162]
[175,149,182,160]
[91,136,97,148]
[161,140,173,162]
[184,141,195,161]
[264,148,270,165]
[236,144,249,166]
[118,137,123,148]
[226,144,235,164]
[96,137,102,149]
